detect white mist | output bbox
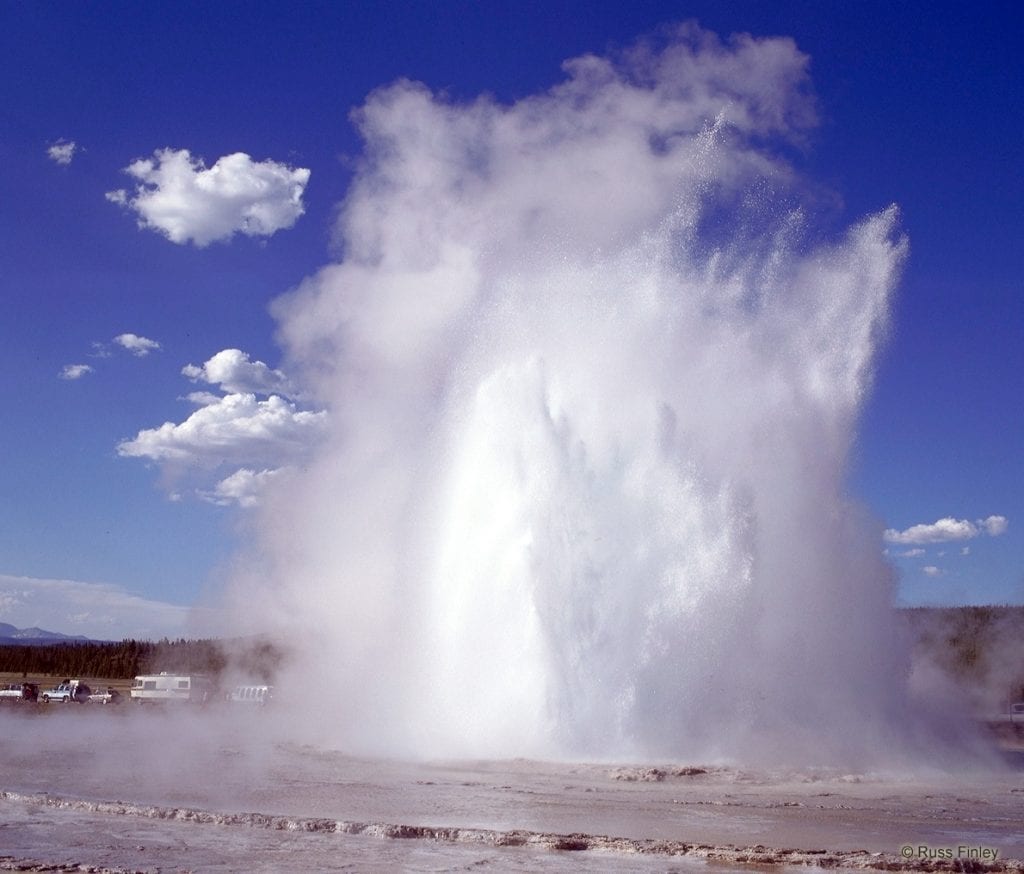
[228,24,914,765]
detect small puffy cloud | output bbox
[0,573,199,640]
[106,148,310,247]
[114,332,162,356]
[960,546,971,556]
[922,566,943,577]
[47,139,78,165]
[59,363,93,380]
[183,348,293,397]
[884,515,1009,545]
[200,467,285,508]
[117,392,326,468]
[898,548,925,558]
[884,517,977,544]
[981,515,1008,536]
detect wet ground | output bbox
[2,706,1022,872]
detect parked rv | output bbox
[130,673,213,704]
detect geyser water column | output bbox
[233,25,911,763]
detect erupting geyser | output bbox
[229,24,913,764]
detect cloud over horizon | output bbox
[0,573,200,640]
[106,148,310,246]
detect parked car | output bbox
[225,684,273,706]
[988,702,1024,724]
[0,682,24,700]
[88,687,122,705]
[41,680,91,703]
[0,682,38,702]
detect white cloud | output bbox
[922,566,943,577]
[59,363,93,380]
[883,515,1009,545]
[59,336,158,382]
[898,548,925,558]
[200,467,285,508]
[960,546,970,556]
[183,348,294,397]
[117,392,327,468]
[0,573,202,640]
[119,347,324,504]
[106,148,310,246]
[114,332,161,356]
[184,391,223,407]
[884,517,977,544]
[47,139,78,165]
[980,515,1008,536]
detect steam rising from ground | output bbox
[227,25,917,764]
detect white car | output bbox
[990,702,1024,724]
[41,681,91,703]
[225,684,273,705]
[0,682,32,701]
[0,683,21,699]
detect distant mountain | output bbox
[0,622,91,645]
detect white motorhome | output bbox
[130,673,213,704]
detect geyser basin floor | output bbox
[2,711,1022,871]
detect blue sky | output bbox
[1,1,1020,639]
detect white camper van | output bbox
[225,684,273,706]
[130,673,213,705]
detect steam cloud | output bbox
[226,25,918,764]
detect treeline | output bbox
[901,605,1024,704]
[0,637,284,682]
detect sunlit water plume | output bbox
[226,24,923,765]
